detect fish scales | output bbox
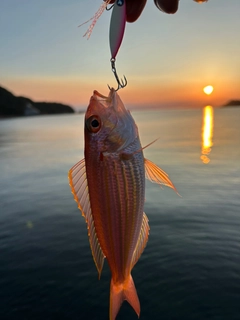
[86,138,145,283]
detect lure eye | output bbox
[86,115,101,133]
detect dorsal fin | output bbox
[68,159,105,278]
[131,212,150,269]
[144,158,178,194]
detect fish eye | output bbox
[86,115,101,133]
[91,119,99,128]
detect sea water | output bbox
[0,107,240,320]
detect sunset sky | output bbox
[0,0,240,109]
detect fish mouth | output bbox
[92,88,117,110]
[93,88,114,101]
[92,88,129,117]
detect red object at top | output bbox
[107,0,147,22]
[106,0,179,22]
[154,0,179,13]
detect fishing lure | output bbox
[108,0,127,90]
[80,0,127,91]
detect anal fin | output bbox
[68,159,105,278]
[131,212,150,269]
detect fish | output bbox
[68,88,177,320]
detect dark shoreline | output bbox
[223,100,240,107]
[0,85,75,117]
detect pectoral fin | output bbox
[68,159,105,278]
[131,213,150,269]
[144,158,178,193]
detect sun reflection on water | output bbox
[201,105,214,164]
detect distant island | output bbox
[223,100,240,107]
[0,85,75,117]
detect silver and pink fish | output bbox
[68,88,176,320]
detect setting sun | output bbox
[203,85,214,95]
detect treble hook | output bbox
[109,58,127,91]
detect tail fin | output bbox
[110,275,140,320]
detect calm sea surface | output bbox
[0,107,240,320]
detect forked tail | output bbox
[110,274,140,320]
